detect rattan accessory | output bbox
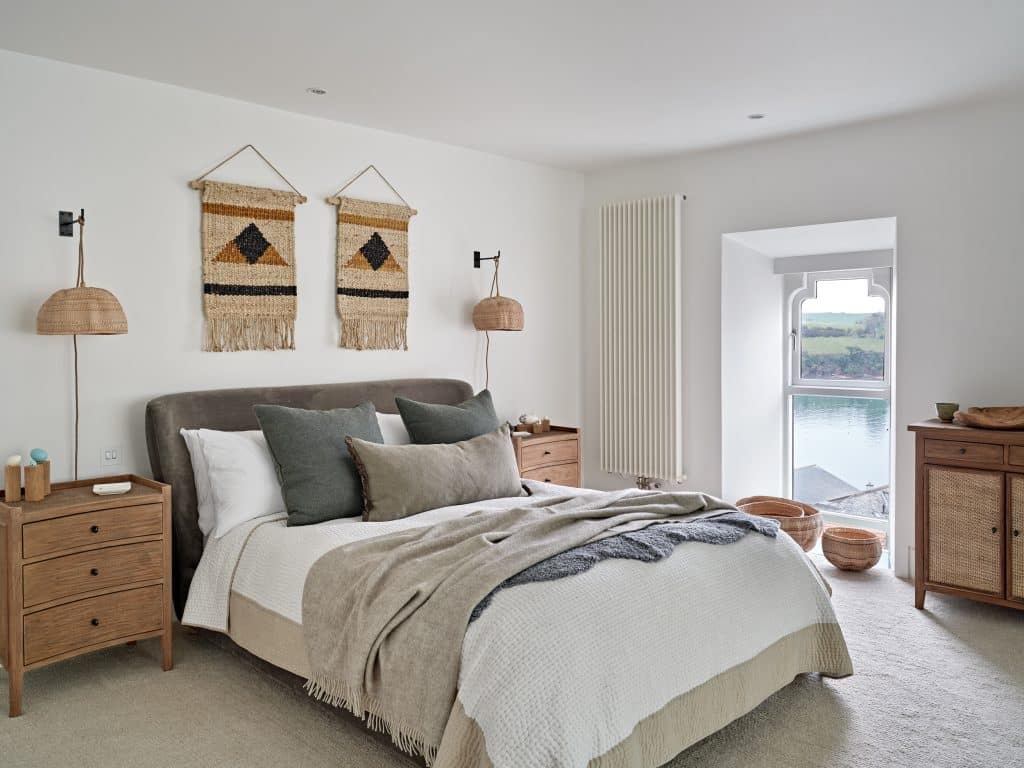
[822,526,883,571]
[472,251,524,388]
[736,495,823,552]
[36,210,127,480]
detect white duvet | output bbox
[184,482,843,768]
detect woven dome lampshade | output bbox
[472,295,524,331]
[37,286,127,335]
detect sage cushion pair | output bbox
[255,401,383,526]
[347,425,524,522]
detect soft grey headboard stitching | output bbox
[145,378,474,618]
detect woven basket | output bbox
[736,496,823,552]
[473,296,524,331]
[37,286,127,335]
[821,526,883,571]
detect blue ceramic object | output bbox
[30,448,48,462]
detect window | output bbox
[786,269,891,531]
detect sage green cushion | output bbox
[254,402,383,525]
[395,389,499,444]
[347,425,524,522]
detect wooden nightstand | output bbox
[512,426,581,487]
[1,474,172,717]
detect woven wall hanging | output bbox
[190,146,306,351]
[327,166,417,350]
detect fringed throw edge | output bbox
[305,675,439,766]
[339,316,407,351]
[204,317,294,352]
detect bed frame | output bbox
[144,378,473,618]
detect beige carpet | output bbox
[2,557,1022,768]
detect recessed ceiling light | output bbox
[306,87,327,96]
[748,113,766,120]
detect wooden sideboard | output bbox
[908,420,1023,611]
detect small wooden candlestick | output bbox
[24,464,45,502]
[3,464,21,502]
[39,459,51,495]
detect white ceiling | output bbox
[4,1,1024,170]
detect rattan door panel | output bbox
[1010,475,1024,602]
[925,465,1003,594]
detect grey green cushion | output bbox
[347,425,524,522]
[255,402,383,525]
[395,389,499,444]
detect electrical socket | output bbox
[101,446,122,467]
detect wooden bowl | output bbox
[952,406,1024,430]
[822,526,883,571]
[736,496,824,552]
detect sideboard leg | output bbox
[8,666,22,717]
[915,586,926,610]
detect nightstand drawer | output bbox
[522,462,579,486]
[23,585,163,665]
[22,541,163,608]
[923,439,1003,464]
[522,439,578,469]
[22,503,163,559]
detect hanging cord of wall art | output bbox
[189,144,308,203]
[325,164,414,208]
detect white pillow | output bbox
[180,428,285,538]
[377,413,411,445]
[180,428,216,537]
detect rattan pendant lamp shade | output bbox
[472,252,523,331]
[36,210,126,480]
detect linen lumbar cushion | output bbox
[347,424,524,522]
[180,428,285,538]
[395,389,499,444]
[255,402,383,525]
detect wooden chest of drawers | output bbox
[909,421,1024,612]
[512,426,581,487]
[1,475,172,716]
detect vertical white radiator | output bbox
[599,195,684,485]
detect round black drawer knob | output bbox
[90,618,100,627]
[90,525,100,534]
[90,567,99,576]
[991,526,998,534]
[543,450,552,455]
[1014,529,1021,537]
[958,448,967,455]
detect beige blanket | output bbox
[302,489,735,765]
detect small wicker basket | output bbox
[736,496,823,552]
[821,526,883,571]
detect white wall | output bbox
[720,239,783,502]
[582,92,1024,577]
[0,50,583,481]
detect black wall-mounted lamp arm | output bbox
[59,209,85,237]
[473,250,501,269]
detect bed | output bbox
[146,378,852,768]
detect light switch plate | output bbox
[101,446,122,467]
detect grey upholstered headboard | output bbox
[145,378,474,618]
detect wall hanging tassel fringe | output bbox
[328,166,417,350]
[189,146,306,352]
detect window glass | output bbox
[800,278,885,381]
[792,394,890,519]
